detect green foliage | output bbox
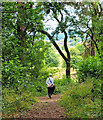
[70,48,81,69]
[76,43,85,54]
[2,56,24,89]
[2,3,50,116]
[45,47,59,67]
[59,78,101,118]
[17,66,50,97]
[70,47,80,56]
[2,2,47,89]
[47,67,62,77]
[2,39,47,88]
[76,56,102,83]
[62,47,83,69]
[72,2,103,58]
[2,89,37,118]
[54,76,71,94]
[71,56,83,69]
[24,40,47,78]
[34,67,50,96]
[2,2,102,118]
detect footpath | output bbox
[22,94,67,119]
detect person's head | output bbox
[49,73,52,77]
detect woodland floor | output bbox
[22,94,68,119]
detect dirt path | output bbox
[22,94,67,119]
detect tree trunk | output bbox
[39,30,71,78]
[66,59,70,78]
[16,2,27,65]
[90,40,95,56]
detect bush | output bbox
[76,56,102,83]
[2,56,24,89]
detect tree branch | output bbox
[63,9,70,16]
[38,29,67,62]
[87,21,93,39]
[60,10,63,22]
[92,39,101,58]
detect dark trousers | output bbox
[47,86,55,96]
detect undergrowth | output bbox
[54,76,71,94]
[2,89,37,118]
[2,67,68,118]
[59,78,102,118]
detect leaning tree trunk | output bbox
[39,29,71,78]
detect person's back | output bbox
[46,76,54,87]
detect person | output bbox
[46,73,55,99]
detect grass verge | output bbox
[59,78,102,118]
[2,88,37,118]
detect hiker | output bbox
[46,73,55,98]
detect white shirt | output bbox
[46,77,54,87]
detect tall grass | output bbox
[59,78,101,118]
[2,88,37,118]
